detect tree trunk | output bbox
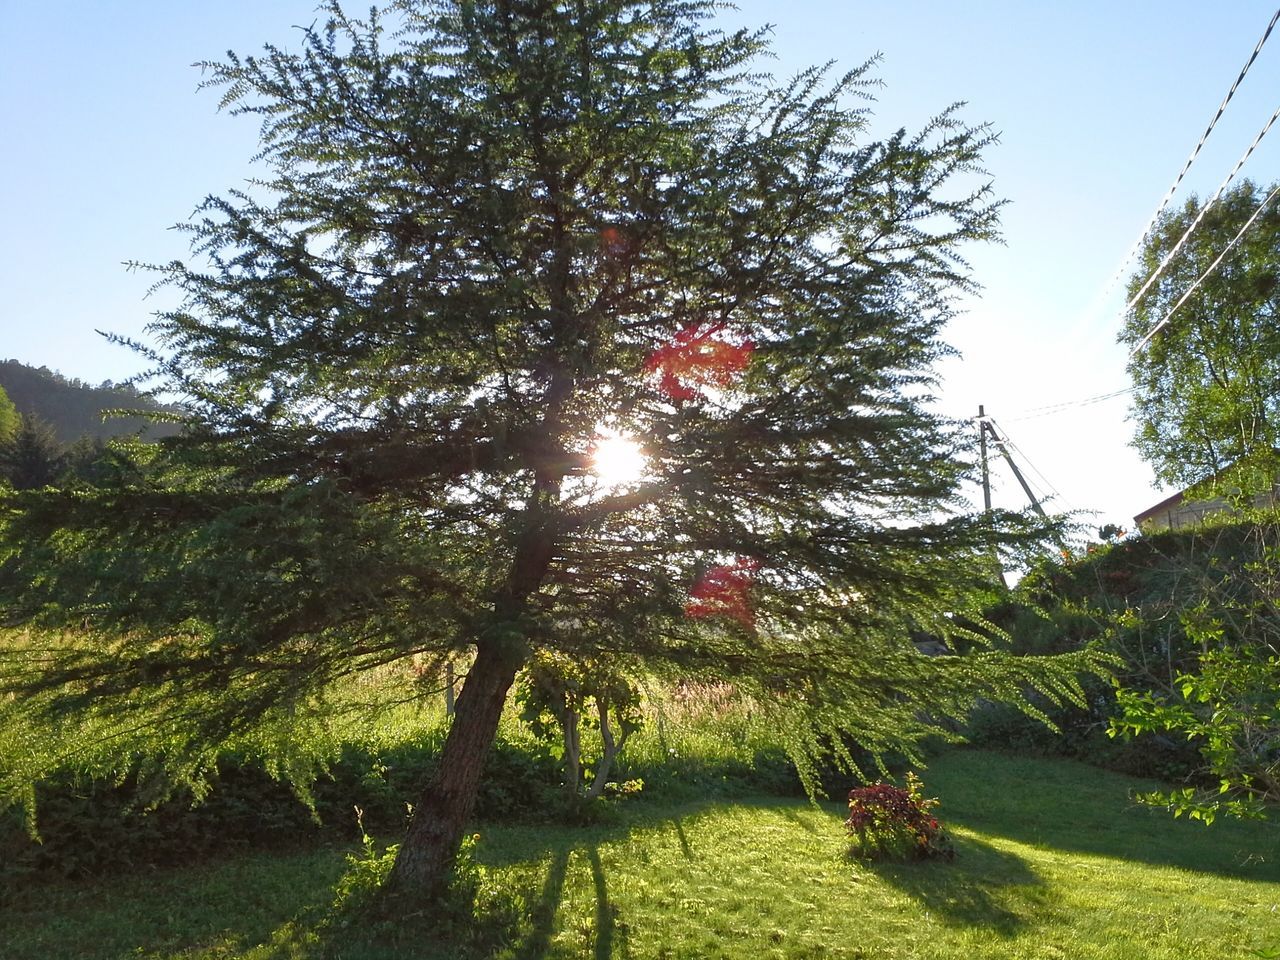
[384,642,522,899]
[562,702,581,797]
[585,695,628,800]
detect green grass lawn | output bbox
[4,750,1278,959]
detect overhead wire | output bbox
[969,12,1280,520]
[1129,180,1280,354]
[991,419,1064,506]
[1005,386,1136,422]
[1124,98,1280,317]
[1097,7,1280,305]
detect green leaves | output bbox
[1121,180,1280,492]
[1110,610,1280,822]
[0,386,17,446]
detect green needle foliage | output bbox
[0,0,1107,894]
[0,415,65,490]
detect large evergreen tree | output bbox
[0,414,64,491]
[0,0,1103,897]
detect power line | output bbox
[1125,98,1280,315]
[970,14,1280,516]
[1130,179,1280,354]
[1099,7,1280,306]
[1006,386,1135,422]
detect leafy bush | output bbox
[0,760,327,889]
[0,679,803,886]
[329,810,401,919]
[1111,645,1280,822]
[978,519,1280,784]
[845,772,954,862]
[0,718,566,887]
[473,734,566,819]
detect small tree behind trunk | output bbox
[584,693,633,800]
[561,701,582,798]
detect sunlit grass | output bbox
[4,751,1277,959]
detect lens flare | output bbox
[643,322,754,402]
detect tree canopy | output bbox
[1115,180,1280,822]
[0,415,65,491]
[0,0,1104,897]
[1120,179,1280,493]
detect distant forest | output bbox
[0,360,181,444]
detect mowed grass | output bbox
[3,750,1278,960]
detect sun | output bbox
[590,431,647,489]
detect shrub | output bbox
[975,520,1280,783]
[0,719,564,887]
[845,773,954,862]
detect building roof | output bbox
[1133,489,1186,527]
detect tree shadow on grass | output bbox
[476,809,645,870]
[0,845,353,960]
[586,846,627,960]
[775,804,822,834]
[930,751,1280,882]
[242,821,637,960]
[673,816,694,859]
[247,866,541,960]
[506,844,628,960]
[8,799,868,960]
[515,847,571,960]
[307,839,625,960]
[867,832,1050,937]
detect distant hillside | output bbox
[0,360,182,444]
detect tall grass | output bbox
[621,681,797,799]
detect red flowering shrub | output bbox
[845,772,954,861]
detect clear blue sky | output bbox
[4,1,1280,530]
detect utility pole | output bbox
[977,404,992,513]
[976,405,1007,589]
[978,413,1048,520]
[975,408,1065,584]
